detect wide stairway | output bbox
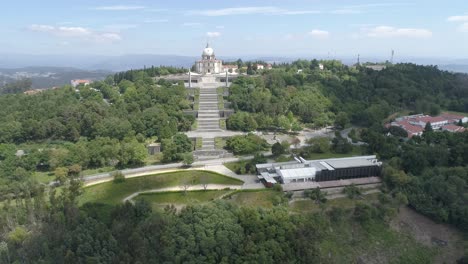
[192,80,232,161]
[197,87,221,132]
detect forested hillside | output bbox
[227,61,468,131]
[0,68,193,197]
[0,62,467,263]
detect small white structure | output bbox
[318,64,324,70]
[195,43,223,74]
[71,79,90,87]
[256,64,264,70]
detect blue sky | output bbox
[1,0,468,59]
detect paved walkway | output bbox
[122,184,243,202]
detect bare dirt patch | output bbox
[391,206,466,263]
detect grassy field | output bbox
[290,192,380,213]
[319,219,436,263]
[224,190,281,208]
[79,170,243,205]
[138,190,232,208]
[215,137,226,149]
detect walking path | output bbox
[122,184,243,202]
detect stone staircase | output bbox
[197,87,222,132]
[192,82,232,160]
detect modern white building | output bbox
[195,43,223,74]
[256,156,382,186]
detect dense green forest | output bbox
[0,69,194,197]
[1,183,432,263]
[0,62,468,263]
[226,61,468,131]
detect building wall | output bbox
[315,166,381,182]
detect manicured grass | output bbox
[219,119,226,130]
[196,137,202,150]
[138,190,232,206]
[224,190,280,208]
[79,170,243,205]
[218,100,224,110]
[215,137,226,149]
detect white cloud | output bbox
[366,26,432,38]
[182,22,202,27]
[308,29,330,39]
[189,6,320,16]
[206,32,221,38]
[447,15,468,22]
[331,9,362,14]
[93,5,146,11]
[282,10,321,15]
[29,24,121,42]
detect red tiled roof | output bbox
[416,116,446,123]
[73,79,91,83]
[442,124,465,132]
[391,121,423,137]
[440,113,465,122]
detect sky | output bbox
[1,0,468,60]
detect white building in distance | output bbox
[195,43,223,74]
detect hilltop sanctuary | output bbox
[195,43,223,74]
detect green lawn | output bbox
[79,170,243,205]
[224,190,281,208]
[138,190,232,207]
[215,137,226,149]
[219,119,226,130]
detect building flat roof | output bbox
[278,167,316,179]
[325,158,377,169]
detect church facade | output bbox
[195,43,222,74]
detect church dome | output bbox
[202,43,214,56]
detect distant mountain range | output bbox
[0,67,111,89]
[1,54,467,89]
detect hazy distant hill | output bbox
[0,67,111,89]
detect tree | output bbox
[182,153,194,167]
[424,122,433,132]
[112,171,125,183]
[54,167,69,185]
[271,142,285,156]
[304,187,327,204]
[343,184,362,199]
[334,112,349,129]
[180,177,193,195]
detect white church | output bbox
[195,43,223,74]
